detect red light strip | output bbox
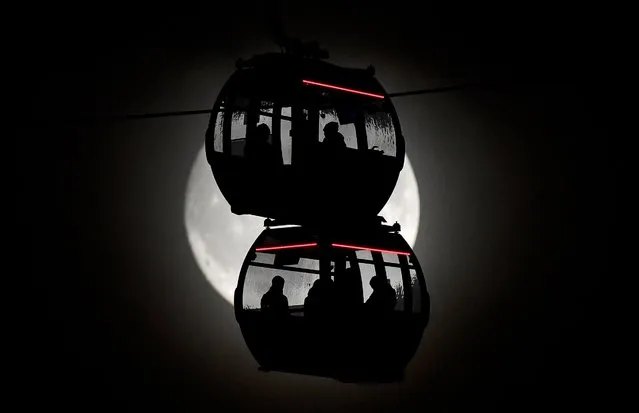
[302,80,385,99]
[331,243,411,256]
[255,242,318,252]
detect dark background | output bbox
[16,1,610,411]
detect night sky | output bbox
[17,2,609,411]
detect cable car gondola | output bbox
[234,220,429,383]
[205,44,405,225]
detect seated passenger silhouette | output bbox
[322,121,346,151]
[261,275,289,317]
[365,276,397,314]
[304,277,335,320]
[244,123,281,165]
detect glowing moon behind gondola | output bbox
[184,145,420,305]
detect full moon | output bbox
[184,145,421,305]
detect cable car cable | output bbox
[36,83,478,124]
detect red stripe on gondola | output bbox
[302,80,385,99]
[255,242,318,252]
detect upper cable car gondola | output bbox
[234,219,430,383]
[205,42,405,225]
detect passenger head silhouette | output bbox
[370,275,385,290]
[271,275,285,292]
[256,123,271,141]
[323,121,339,135]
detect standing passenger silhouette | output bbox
[245,123,281,166]
[261,275,289,317]
[304,277,335,320]
[322,121,346,151]
[365,276,396,314]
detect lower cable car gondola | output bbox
[234,219,429,383]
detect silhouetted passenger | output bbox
[365,276,396,314]
[322,121,346,151]
[244,123,281,165]
[304,277,335,320]
[261,275,289,316]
